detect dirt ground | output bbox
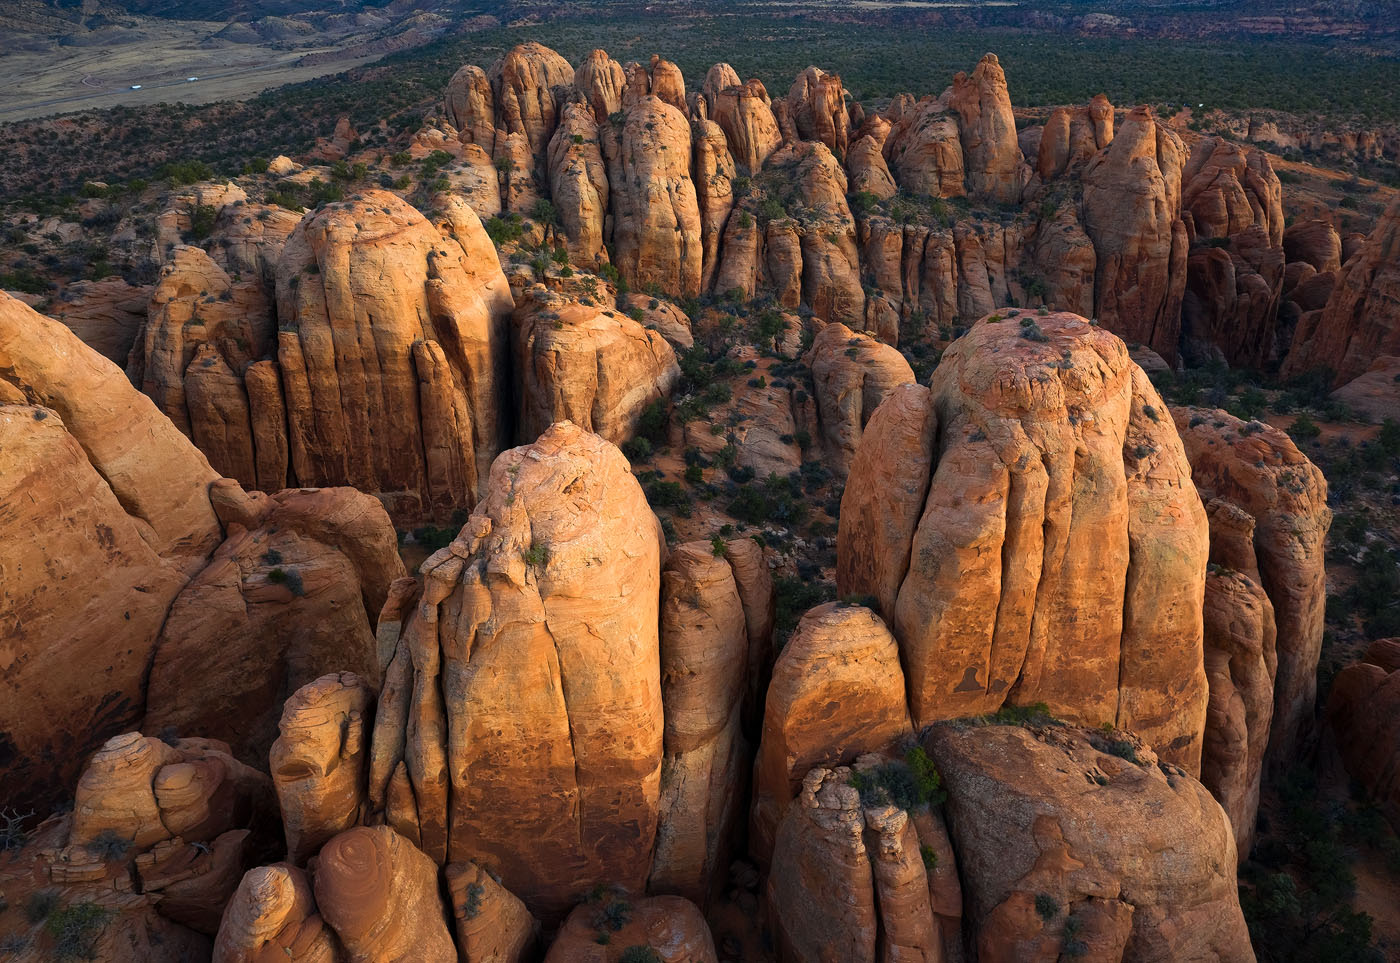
[0,21,396,123]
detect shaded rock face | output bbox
[275,189,514,523]
[1330,354,1400,421]
[1082,107,1189,362]
[807,321,916,479]
[544,892,719,963]
[766,761,961,963]
[1285,195,1400,386]
[1201,538,1276,859]
[0,292,222,811]
[0,730,275,961]
[750,603,914,866]
[513,286,680,445]
[1180,138,1285,368]
[365,422,665,921]
[839,311,1210,772]
[1327,640,1400,833]
[143,482,404,770]
[49,276,150,366]
[1036,94,1113,180]
[929,723,1256,963]
[1172,408,1330,777]
[650,541,768,907]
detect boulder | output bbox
[445,862,539,963]
[928,722,1256,962]
[1173,407,1330,774]
[1331,354,1400,421]
[1327,640,1400,832]
[544,892,719,963]
[488,42,576,167]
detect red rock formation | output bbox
[847,115,898,200]
[766,761,959,963]
[807,322,916,479]
[446,862,539,962]
[701,63,742,116]
[215,827,456,962]
[513,286,680,445]
[1284,195,1400,386]
[650,542,751,905]
[712,79,782,173]
[1173,408,1330,775]
[444,63,497,150]
[0,732,272,961]
[839,312,1209,771]
[1036,94,1113,180]
[50,276,149,365]
[275,189,513,522]
[488,42,576,167]
[787,66,850,158]
[883,97,966,198]
[546,101,610,265]
[1283,218,1342,274]
[693,118,737,293]
[1180,138,1285,367]
[366,423,664,920]
[836,383,937,616]
[213,863,339,962]
[573,48,627,124]
[947,53,1027,204]
[1201,535,1276,858]
[611,96,703,296]
[0,292,222,810]
[270,672,373,864]
[1327,640,1400,832]
[143,482,405,767]
[544,892,719,963]
[314,826,457,961]
[1082,107,1189,362]
[750,603,914,865]
[929,722,1255,961]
